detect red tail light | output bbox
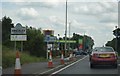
[93,53,99,57]
[110,54,116,58]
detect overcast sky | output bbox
[1,0,119,47]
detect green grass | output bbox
[3,46,47,68]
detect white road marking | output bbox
[33,65,63,74]
[51,56,88,75]
[40,65,63,74]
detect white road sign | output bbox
[11,23,26,35]
[11,28,26,34]
[10,35,27,41]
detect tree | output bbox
[113,28,120,37]
[71,33,94,50]
[23,26,46,57]
[106,27,120,54]
[2,16,46,57]
[105,39,115,50]
[106,38,120,53]
[2,16,14,47]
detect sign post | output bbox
[46,35,50,59]
[21,41,23,52]
[11,23,27,52]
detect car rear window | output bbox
[93,47,114,52]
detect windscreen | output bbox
[93,47,114,52]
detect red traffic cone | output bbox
[48,51,53,68]
[60,51,64,65]
[14,51,22,76]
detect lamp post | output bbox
[68,22,71,52]
[58,34,60,51]
[65,0,67,57]
[83,32,85,51]
[115,26,118,52]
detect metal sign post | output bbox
[14,41,16,51]
[21,41,23,52]
[44,35,57,59]
[47,41,49,59]
[47,36,50,59]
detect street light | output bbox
[68,22,71,52]
[64,0,67,57]
[115,26,118,52]
[58,34,60,51]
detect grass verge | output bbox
[3,46,47,68]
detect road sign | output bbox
[11,28,26,35]
[10,35,27,41]
[78,39,83,44]
[44,35,57,42]
[56,40,76,43]
[11,23,26,35]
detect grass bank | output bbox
[3,46,47,68]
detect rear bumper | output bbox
[91,58,117,65]
[91,61,117,65]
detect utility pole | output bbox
[83,32,85,51]
[58,34,60,51]
[65,0,67,57]
[68,22,71,52]
[115,26,118,52]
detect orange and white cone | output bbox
[14,51,21,76]
[69,52,73,61]
[60,51,64,65]
[48,51,53,68]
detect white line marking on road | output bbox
[40,65,63,74]
[33,65,63,74]
[51,56,88,75]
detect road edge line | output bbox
[40,65,63,74]
[51,55,88,75]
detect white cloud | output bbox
[105,23,118,30]
[72,19,96,30]
[2,1,118,47]
[49,16,58,22]
[0,3,2,19]
[2,0,118,2]
[99,13,118,23]
[73,2,117,15]
[18,8,39,20]
[5,0,26,2]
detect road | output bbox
[51,56,118,76]
[3,58,61,74]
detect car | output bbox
[75,50,88,56]
[75,51,82,55]
[89,46,118,68]
[81,51,88,55]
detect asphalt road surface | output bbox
[51,56,118,76]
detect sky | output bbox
[0,0,119,47]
